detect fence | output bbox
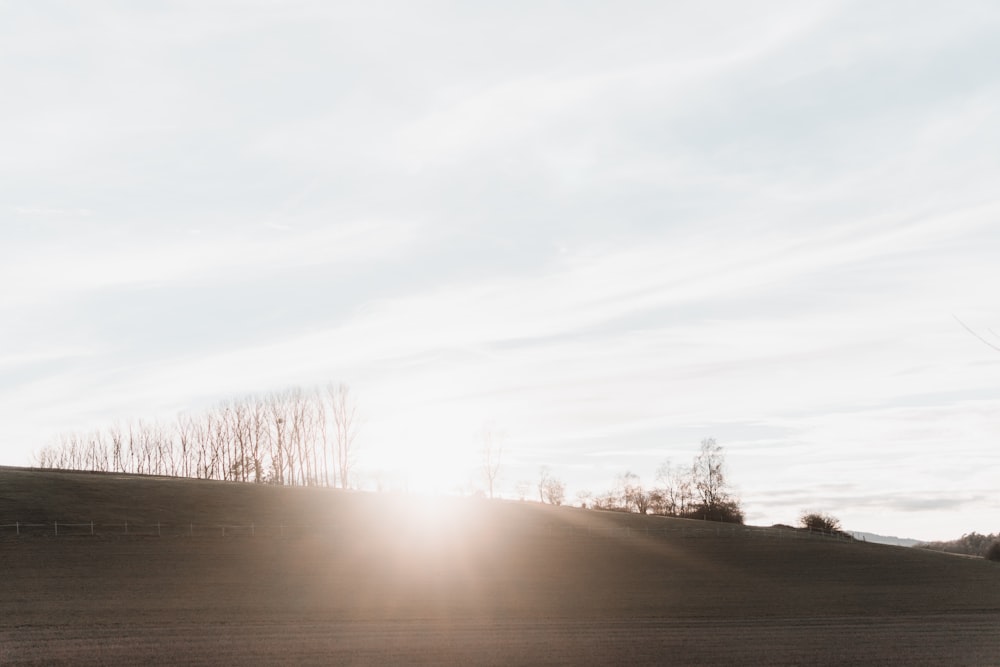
[0,519,857,542]
[539,522,858,542]
[0,521,297,538]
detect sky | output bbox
[2,1,999,542]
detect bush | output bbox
[681,501,745,525]
[986,542,1000,562]
[800,512,842,534]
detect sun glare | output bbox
[396,496,462,540]
[363,433,478,496]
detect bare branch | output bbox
[953,315,1000,352]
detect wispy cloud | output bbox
[0,219,421,306]
[13,207,94,217]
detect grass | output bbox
[2,466,999,665]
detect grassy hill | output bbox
[2,466,999,665]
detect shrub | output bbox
[681,500,745,525]
[800,512,842,534]
[986,541,1000,562]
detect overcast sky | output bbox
[3,1,999,541]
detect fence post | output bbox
[91,521,94,535]
[15,521,19,535]
[55,520,58,536]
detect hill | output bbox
[2,466,999,665]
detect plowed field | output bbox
[2,468,999,665]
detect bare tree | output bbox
[314,389,331,486]
[537,466,565,505]
[229,399,250,482]
[87,430,109,472]
[542,476,566,506]
[689,437,743,523]
[286,387,318,486]
[193,414,211,479]
[592,490,620,510]
[286,389,305,485]
[617,471,654,514]
[245,396,266,483]
[480,424,504,499]
[655,458,694,516]
[176,414,195,478]
[691,438,726,510]
[266,392,290,485]
[109,422,124,473]
[538,465,552,503]
[144,420,169,476]
[327,383,359,489]
[209,408,231,480]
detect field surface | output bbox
[2,467,1000,665]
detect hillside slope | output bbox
[2,467,999,665]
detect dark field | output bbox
[2,468,999,665]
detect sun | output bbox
[362,427,480,495]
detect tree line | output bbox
[577,438,745,523]
[917,532,1000,560]
[34,383,359,489]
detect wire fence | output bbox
[538,523,859,542]
[0,519,859,542]
[0,521,302,538]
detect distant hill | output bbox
[851,531,922,547]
